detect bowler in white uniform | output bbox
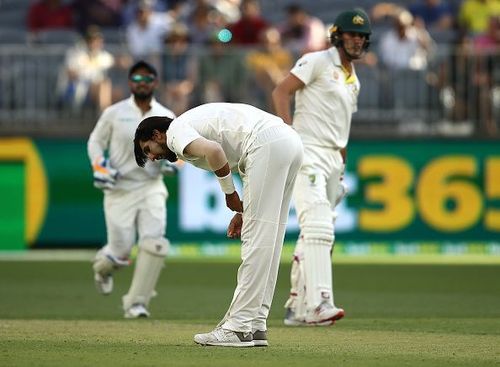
[134,102,303,347]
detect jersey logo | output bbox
[119,118,137,123]
[298,60,308,67]
[353,15,365,25]
[308,174,316,185]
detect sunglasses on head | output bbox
[130,74,156,83]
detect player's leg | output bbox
[195,145,282,346]
[122,237,169,318]
[283,236,307,325]
[122,188,168,318]
[283,151,323,325]
[301,199,344,325]
[93,248,130,295]
[294,147,344,325]
[251,132,303,344]
[195,125,302,347]
[220,142,287,332]
[93,191,136,295]
[325,170,349,310]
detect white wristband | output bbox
[217,172,235,194]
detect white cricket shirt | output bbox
[88,95,175,191]
[166,103,282,171]
[291,47,360,149]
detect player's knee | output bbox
[139,237,169,258]
[302,201,334,247]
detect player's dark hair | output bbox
[128,60,158,77]
[134,116,175,167]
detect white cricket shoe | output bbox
[194,327,254,347]
[124,304,150,319]
[94,272,113,295]
[305,302,345,326]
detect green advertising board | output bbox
[1,138,499,253]
[0,163,25,250]
[346,141,500,241]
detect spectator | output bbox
[246,27,293,110]
[228,0,269,46]
[121,0,171,26]
[161,23,196,116]
[57,26,115,111]
[408,0,454,30]
[278,4,327,56]
[474,15,500,51]
[373,5,436,115]
[186,2,221,45]
[27,0,74,36]
[378,9,434,70]
[195,32,247,104]
[73,0,124,32]
[212,0,242,24]
[435,33,473,127]
[126,0,173,64]
[472,15,500,133]
[163,0,191,25]
[458,0,500,35]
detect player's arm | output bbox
[183,137,243,213]
[87,111,112,162]
[88,110,118,189]
[271,73,305,125]
[183,137,228,173]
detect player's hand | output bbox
[227,213,243,239]
[92,157,119,190]
[160,161,178,176]
[225,191,243,213]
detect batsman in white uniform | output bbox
[134,103,303,347]
[272,9,372,326]
[88,60,176,318]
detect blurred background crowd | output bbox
[0,0,498,138]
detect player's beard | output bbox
[343,44,363,60]
[133,90,154,101]
[161,144,178,162]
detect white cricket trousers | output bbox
[221,123,303,333]
[102,179,167,259]
[292,144,344,309]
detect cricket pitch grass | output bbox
[1,258,499,366]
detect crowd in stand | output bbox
[4,0,500,132]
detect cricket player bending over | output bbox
[134,103,303,347]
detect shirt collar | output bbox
[329,47,358,84]
[127,95,157,112]
[328,47,342,67]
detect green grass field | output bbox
[1,258,499,366]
